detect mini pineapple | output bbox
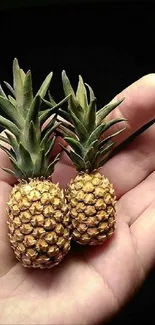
[55,71,126,245]
[0,59,71,268]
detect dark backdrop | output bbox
[0,1,155,324]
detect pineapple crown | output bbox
[53,71,127,172]
[0,58,68,179]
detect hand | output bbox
[0,74,155,325]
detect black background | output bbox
[0,1,155,324]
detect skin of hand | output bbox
[0,74,155,325]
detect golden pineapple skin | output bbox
[7,179,71,269]
[66,172,116,245]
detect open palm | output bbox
[0,74,155,325]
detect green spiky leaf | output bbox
[5,131,19,153]
[0,143,15,159]
[68,94,83,120]
[45,136,56,157]
[20,69,26,82]
[99,141,115,156]
[62,70,75,98]
[0,85,7,98]
[41,121,61,147]
[48,91,57,106]
[4,81,15,96]
[83,140,98,162]
[45,153,60,177]
[18,143,33,175]
[1,167,15,176]
[39,95,70,125]
[23,70,33,116]
[39,108,56,125]
[32,149,44,176]
[100,118,127,134]
[41,116,55,140]
[13,58,24,110]
[84,98,96,132]
[26,95,41,129]
[36,72,53,98]
[60,143,85,171]
[99,127,126,148]
[83,146,94,163]
[28,121,40,152]
[0,96,24,127]
[10,159,27,179]
[64,137,84,155]
[8,95,16,106]
[41,98,55,109]
[85,83,95,102]
[0,116,20,138]
[76,75,88,110]
[68,107,89,142]
[86,123,106,146]
[96,98,125,125]
[70,150,85,171]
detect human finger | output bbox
[100,124,155,199]
[105,73,155,144]
[0,181,17,276]
[130,199,155,274]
